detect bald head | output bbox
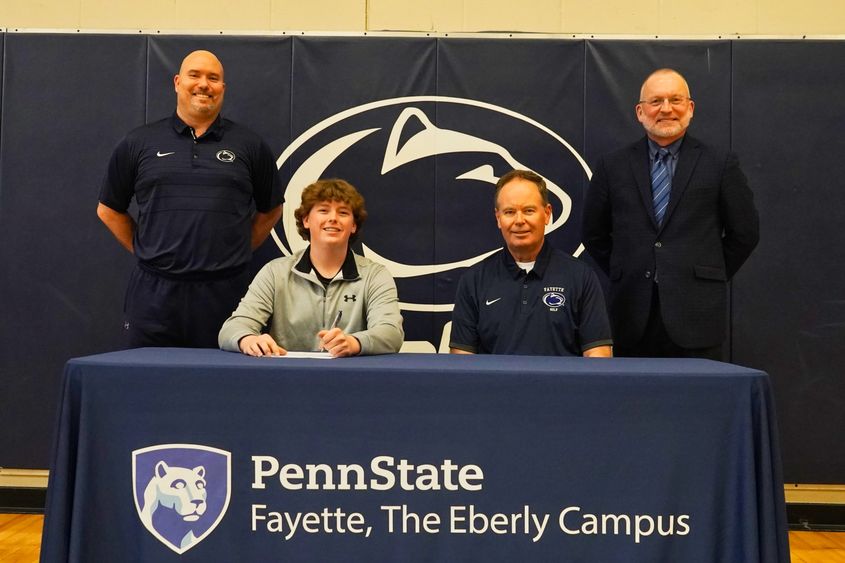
[174,50,226,130]
[639,68,691,101]
[178,50,224,79]
[635,68,695,146]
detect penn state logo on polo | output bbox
[543,287,566,311]
[271,96,590,347]
[216,149,236,162]
[132,444,231,554]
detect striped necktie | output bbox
[651,148,671,226]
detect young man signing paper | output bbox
[218,179,404,357]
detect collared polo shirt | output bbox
[450,242,612,356]
[99,112,282,276]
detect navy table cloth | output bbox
[40,349,789,562]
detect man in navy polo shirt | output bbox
[450,169,612,357]
[96,50,283,348]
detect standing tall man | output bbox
[450,169,612,357]
[582,68,759,359]
[97,50,283,348]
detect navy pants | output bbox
[614,284,725,361]
[123,265,251,348]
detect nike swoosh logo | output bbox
[485,298,502,306]
[156,151,175,157]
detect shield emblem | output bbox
[132,444,231,554]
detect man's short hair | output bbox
[494,169,549,208]
[294,179,368,242]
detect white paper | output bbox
[269,351,333,359]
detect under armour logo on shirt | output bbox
[343,295,357,302]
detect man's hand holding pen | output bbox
[318,310,361,357]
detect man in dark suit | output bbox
[582,68,759,359]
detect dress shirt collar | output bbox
[647,136,684,161]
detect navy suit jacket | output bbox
[582,135,759,349]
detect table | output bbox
[40,349,789,562]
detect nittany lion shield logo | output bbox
[132,444,231,554]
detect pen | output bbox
[329,310,343,329]
[319,310,343,352]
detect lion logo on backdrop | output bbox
[132,444,231,554]
[273,96,591,348]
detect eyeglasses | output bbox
[639,96,691,108]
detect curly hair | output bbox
[293,179,368,243]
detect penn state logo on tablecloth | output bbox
[132,444,231,554]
